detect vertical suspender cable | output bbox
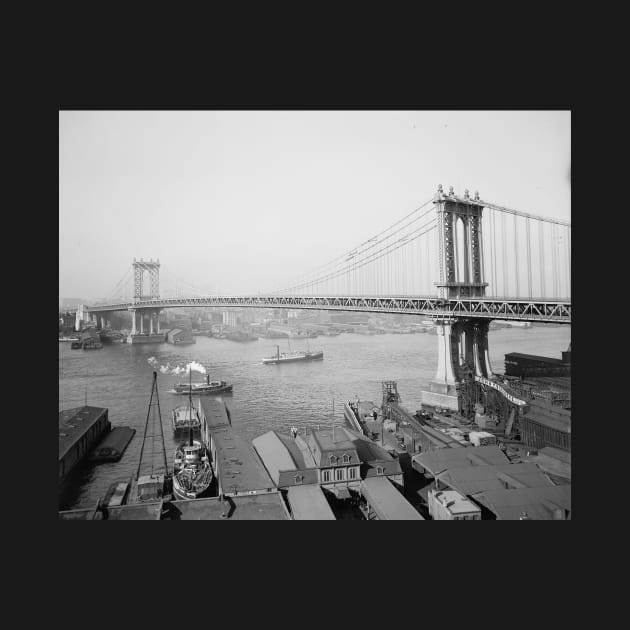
[401,241,405,295]
[539,220,545,298]
[564,226,571,297]
[390,246,399,295]
[405,240,409,295]
[401,237,404,294]
[513,214,520,297]
[551,222,558,298]
[501,211,507,297]
[491,209,498,297]
[424,232,429,294]
[526,217,532,298]
[412,237,416,294]
[387,240,391,295]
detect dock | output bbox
[165,493,289,520]
[59,492,291,520]
[59,406,110,485]
[201,398,277,498]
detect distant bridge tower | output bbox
[423,185,494,411]
[133,258,160,301]
[128,258,164,344]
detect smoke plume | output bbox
[147,358,206,375]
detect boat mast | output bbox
[188,366,193,447]
[154,370,168,475]
[136,371,157,481]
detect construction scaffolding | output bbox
[458,373,526,439]
[381,381,400,418]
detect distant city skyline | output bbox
[59,110,570,301]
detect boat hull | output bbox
[172,472,213,500]
[172,385,233,395]
[263,352,324,365]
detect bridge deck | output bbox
[74,295,571,323]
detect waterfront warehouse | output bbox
[59,406,110,484]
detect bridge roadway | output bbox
[74,294,571,324]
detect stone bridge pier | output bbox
[422,317,494,411]
[128,307,164,344]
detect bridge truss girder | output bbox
[77,295,571,324]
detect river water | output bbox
[58,326,570,509]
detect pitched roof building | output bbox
[253,425,403,498]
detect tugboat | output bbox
[133,371,172,503]
[172,373,233,395]
[172,369,213,500]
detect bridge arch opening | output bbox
[455,215,467,284]
[142,272,151,299]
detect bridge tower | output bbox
[132,258,160,301]
[422,185,495,412]
[127,258,164,344]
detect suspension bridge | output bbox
[68,184,571,411]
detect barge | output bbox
[90,426,136,462]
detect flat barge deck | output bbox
[89,426,136,462]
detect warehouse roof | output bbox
[287,485,336,520]
[438,463,555,496]
[475,484,571,520]
[59,406,109,460]
[412,445,509,476]
[505,352,567,365]
[213,428,276,496]
[360,476,423,520]
[252,431,299,484]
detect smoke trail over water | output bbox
[147,358,207,375]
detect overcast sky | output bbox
[59,110,570,301]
